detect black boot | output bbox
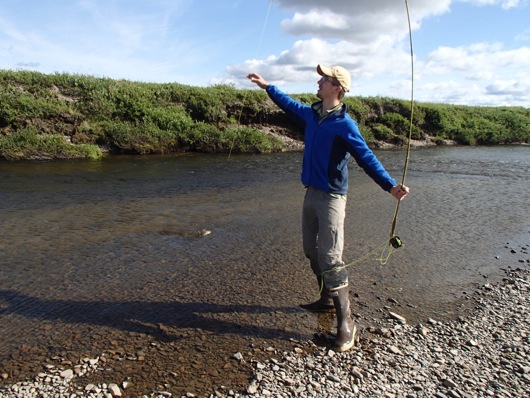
[299,275,334,312]
[331,286,356,352]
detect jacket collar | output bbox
[312,101,348,119]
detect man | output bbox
[247,65,409,352]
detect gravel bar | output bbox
[227,266,530,398]
[1,262,529,398]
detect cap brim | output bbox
[317,64,332,77]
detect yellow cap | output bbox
[317,64,351,92]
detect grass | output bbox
[0,69,528,160]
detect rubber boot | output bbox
[331,286,356,352]
[299,275,334,312]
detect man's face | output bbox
[317,75,341,100]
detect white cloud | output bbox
[228,0,449,95]
[281,10,350,38]
[1,0,529,106]
[424,43,530,78]
[276,0,450,42]
[515,28,530,41]
[226,0,530,106]
[416,43,530,105]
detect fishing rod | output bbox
[337,0,415,269]
[386,0,414,253]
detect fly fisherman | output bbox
[248,65,410,352]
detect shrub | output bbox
[450,129,476,145]
[292,93,318,105]
[103,121,179,154]
[382,112,410,137]
[178,122,231,152]
[0,128,102,160]
[177,124,282,153]
[371,124,395,141]
[1,69,529,160]
[232,127,283,153]
[146,106,194,133]
[344,97,369,123]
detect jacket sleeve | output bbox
[343,121,396,192]
[265,85,310,128]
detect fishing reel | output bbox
[389,236,403,249]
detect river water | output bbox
[0,146,529,396]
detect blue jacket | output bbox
[266,84,396,195]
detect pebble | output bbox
[388,311,407,324]
[108,383,122,397]
[59,369,73,379]
[1,267,529,398]
[216,268,530,398]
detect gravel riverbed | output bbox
[1,255,529,398]
[233,266,530,398]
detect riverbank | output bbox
[229,240,530,398]
[0,239,528,398]
[1,70,528,161]
[235,272,530,398]
[260,125,457,152]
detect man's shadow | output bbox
[0,290,304,342]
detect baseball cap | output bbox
[317,64,351,92]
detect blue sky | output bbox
[1,0,529,106]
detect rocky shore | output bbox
[1,243,529,398]
[232,266,530,398]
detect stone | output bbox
[60,369,73,379]
[442,378,458,388]
[247,380,259,394]
[351,367,364,380]
[327,374,340,383]
[389,311,407,324]
[108,383,122,397]
[388,345,403,355]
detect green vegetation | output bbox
[0,70,528,160]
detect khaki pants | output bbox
[302,187,348,290]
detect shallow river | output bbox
[0,146,529,396]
